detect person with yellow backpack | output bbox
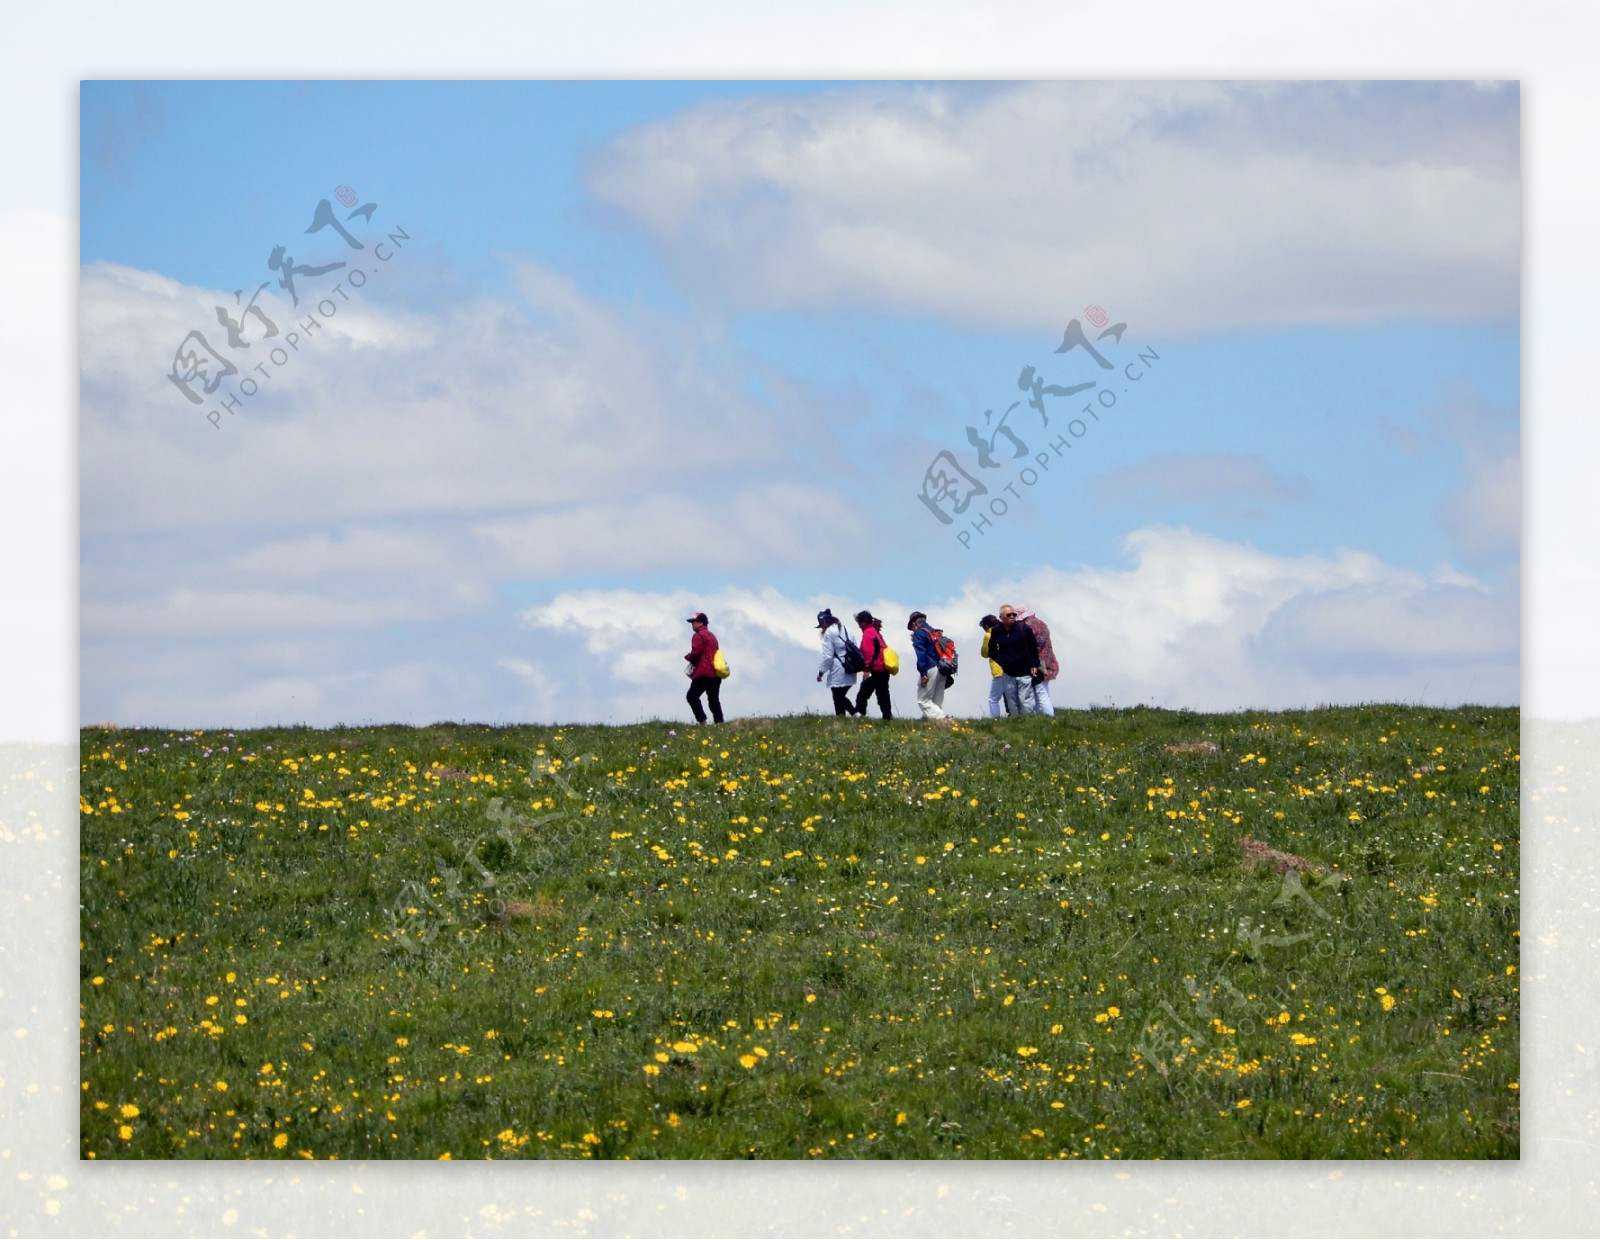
[979,614,1012,717]
[683,610,725,724]
[852,610,895,720]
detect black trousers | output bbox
[829,685,857,716]
[854,670,893,719]
[687,675,724,723]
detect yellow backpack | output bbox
[713,650,730,679]
[882,646,900,675]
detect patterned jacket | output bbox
[1017,608,1058,681]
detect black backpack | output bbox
[837,626,867,675]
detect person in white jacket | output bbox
[814,608,860,716]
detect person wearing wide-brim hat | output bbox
[684,611,724,724]
[814,608,860,717]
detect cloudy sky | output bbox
[79,79,1520,727]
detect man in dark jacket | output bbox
[684,611,724,724]
[989,604,1041,716]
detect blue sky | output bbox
[81,81,829,300]
[79,79,1520,725]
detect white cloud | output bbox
[515,526,1516,723]
[227,525,475,582]
[473,483,859,576]
[78,255,808,536]
[78,252,866,707]
[495,658,563,721]
[589,81,1518,337]
[113,662,452,731]
[1259,582,1512,668]
[523,584,826,687]
[82,582,496,641]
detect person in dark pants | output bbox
[853,610,893,719]
[684,611,724,723]
[815,608,861,716]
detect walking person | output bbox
[989,604,1041,715]
[908,611,949,720]
[1015,606,1059,716]
[979,614,1011,718]
[815,609,860,716]
[853,610,893,720]
[684,611,724,724]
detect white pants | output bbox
[1026,677,1056,717]
[917,670,948,719]
[987,675,1007,717]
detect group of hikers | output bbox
[681,605,1060,724]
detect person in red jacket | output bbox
[684,611,724,724]
[852,610,894,720]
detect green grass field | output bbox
[79,704,1519,1159]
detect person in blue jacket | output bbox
[907,610,948,720]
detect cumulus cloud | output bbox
[588,81,1518,337]
[82,580,497,641]
[78,244,888,729]
[80,523,1516,730]
[523,585,828,688]
[106,659,463,732]
[78,250,873,714]
[1257,581,1512,670]
[517,526,1517,723]
[472,483,862,577]
[78,254,809,536]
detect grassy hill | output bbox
[79,705,1519,1158]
